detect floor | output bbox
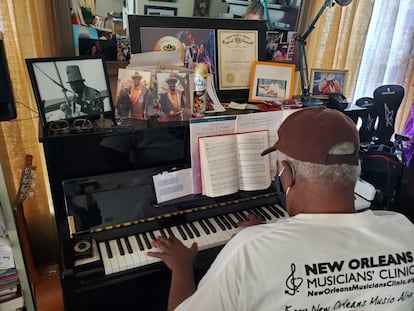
[31,160,414,311]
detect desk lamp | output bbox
[297,0,352,105]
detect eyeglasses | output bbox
[48,118,94,135]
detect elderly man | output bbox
[129,71,149,120]
[66,65,104,116]
[148,106,414,311]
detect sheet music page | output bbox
[199,134,239,197]
[237,131,271,191]
[190,116,237,194]
[236,110,295,173]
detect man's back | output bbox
[177,210,414,310]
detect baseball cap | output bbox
[261,106,359,165]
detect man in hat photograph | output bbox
[129,71,149,120]
[159,73,188,122]
[313,72,342,95]
[66,64,104,115]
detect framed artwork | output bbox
[144,5,177,16]
[310,69,348,99]
[128,15,267,103]
[25,56,114,129]
[193,0,210,17]
[248,61,295,103]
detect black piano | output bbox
[40,119,287,311]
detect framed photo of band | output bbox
[310,69,348,99]
[248,61,295,103]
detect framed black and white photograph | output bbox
[248,61,295,103]
[26,56,114,128]
[193,0,210,17]
[310,69,348,99]
[144,5,177,16]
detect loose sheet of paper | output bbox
[153,168,193,204]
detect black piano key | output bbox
[105,240,113,258]
[182,223,194,239]
[141,233,152,249]
[198,220,210,234]
[166,227,175,238]
[223,214,237,228]
[237,210,248,220]
[125,237,133,254]
[176,225,188,240]
[256,206,272,220]
[218,215,232,229]
[116,238,125,256]
[269,204,285,218]
[213,216,226,231]
[159,228,168,238]
[204,219,217,233]
[265,205,280,218]
[189,222,200,237]
[148,231,156,241]
[252,207,266,221]
[135,234,144,251]
[233,212,244,222]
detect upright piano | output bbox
[40,119,288,311]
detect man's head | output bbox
[67,65,85,93]
[131,72,142,85]
[262,106,360,214]
[166,76,178,91]
[244,2,264,20]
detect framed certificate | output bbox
[217,29,258,91]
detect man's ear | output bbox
[280,160,295,191]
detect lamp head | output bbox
[334,0,352,6]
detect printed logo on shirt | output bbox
[283,251,414,310]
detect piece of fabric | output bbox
[176,210,414,311]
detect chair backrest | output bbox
[373,84,405,143]
[344,97,377,144]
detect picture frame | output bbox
[310,69,348,99]
[128,15,267,103]
[248,61,295,103]
[144,5,177,16]
[25,56,114,129]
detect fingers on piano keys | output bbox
[97,204,287,275]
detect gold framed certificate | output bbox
[217,29,259,91]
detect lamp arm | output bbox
[260,0,272,30]
[299,0,333,43]
[297,0,333,101]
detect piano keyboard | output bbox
[96,204,287,275]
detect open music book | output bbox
[199,130,272,197]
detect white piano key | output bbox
[108,239,123,273]
[98,241,113,275]
[120,238,135,270]
[128,235,146,268]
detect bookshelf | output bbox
[0,161,35,311]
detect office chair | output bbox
[359,85,407,211]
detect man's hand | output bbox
[148,236,198,272]
[237,213,265,228]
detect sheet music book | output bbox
[198,130,271,197]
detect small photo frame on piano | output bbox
[25,55,115,129]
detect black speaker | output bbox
[0,32,17,121]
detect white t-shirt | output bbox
[176,210,414,311]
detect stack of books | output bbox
[0,269,23,311]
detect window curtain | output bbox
[0,0,59,267]
[304,0,414,132]
[352,0,414,133]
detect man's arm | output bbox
[147,236,198,311]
